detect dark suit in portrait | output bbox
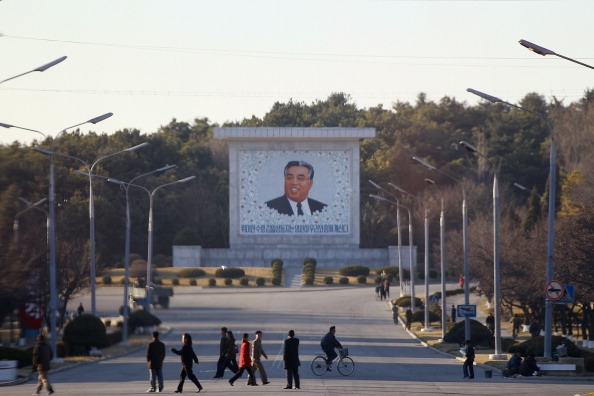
[265,195,327,216]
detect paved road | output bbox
[7,286,594,396]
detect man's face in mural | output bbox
[284,165,313,203]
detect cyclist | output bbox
[320,326,343,370]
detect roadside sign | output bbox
[554,284,574,304]
[429,295,440,306]
[457,304,476,318]
[546,280,564,301]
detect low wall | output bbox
[173,245,417,269]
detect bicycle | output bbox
[311,348,355,376]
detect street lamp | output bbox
[107,165,177,345]
[125,176,195,312]
[514,182,543,199]
[459,140,505,359]
[370,193,414,310]
[389,184,424,328]
[467,87,556,358]
[369,180,404,297]
[1,113,113,362]
[413,156,470,341]
[13,198,48,244]
[425,178,447,340]
[0,56,67,84]
[37,142,149,315]
[519,40,594,70]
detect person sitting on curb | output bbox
[519,352,541,377]
[503,351,523,378]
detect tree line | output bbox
[2,90,594,329]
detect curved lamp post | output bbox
[389,184,425,328]
[425,178,447,340]
[37,142,149,315]
[370,194,414,310]
[459,140,506,359]
[467,87,556,358]
[413,156,470,341]
[519,40,594,70]
[125,176,196,312]
[107,165,177,345]
[13,198,48,244]
[1,113,113,362]
[0,56,67,85]
[369,180,404,297]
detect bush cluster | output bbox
[128,310,162,334]
[63,314,109,356]
[357,275,367,284]
[324,276,333,285]
[0,346,33,368]
[255,277,265,286]
[339,265,369,277]
[178,268,206,278]
[411,309,441,325]
[338,277,349,284]
[171,278,180,286]
[224,278,233,285]
[392,296,423,309]
[215,267,245,278]
[271,259,283,285]
[189,279,197,286]
[239,277,249,286]
[302,258,316,285]
[443,319,494,347]
[374,266,399,280]
[102,275,112,285]
[208,278,216,287]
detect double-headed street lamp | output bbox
[389,184,426,329]
[36,142,149,315]
[467,87,556,357]
[107,165,177,345]
[425,178,447,340]
[370,193,415,310]
[413,156,470,340]
[519,40,594,70]
[369,181,404,297]
[460,140,505,359]
[0,56,67,85]
[123,176,196,312]
[1,113,113,361]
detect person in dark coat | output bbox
[228,333,257,386]
[519,352,541,376]
[265,160,327,216]
[462,339,475,379]
[320,325,343,367]
[146,331,166,393]
[170,333,203,393]
[504,350,523,377]
[283,329,300,390]
[32,334,54,395]
[222,330,239,374]
[213,327,228,378]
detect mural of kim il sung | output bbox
[265,160,327,216]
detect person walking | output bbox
[213,327,228,378]
[171,333,203,393]
[77,302,84,316]
[451,305,457,323]
[462,339,475,379]
[405,307,413,330]
[146,331,166,393]
[486,313,495,334]
[32,334,54,395]
[511,314,522,338]
[250,330,270,385]
[222,330,239,374]
[228,333,257,387]
[283,329,300,390]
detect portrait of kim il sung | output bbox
[265,160,327,216]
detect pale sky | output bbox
[1,0,593,145]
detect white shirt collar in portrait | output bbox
[288,198,311,216]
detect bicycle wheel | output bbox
[311,356,328,376]
[337,357,355,376]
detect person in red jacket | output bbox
[228,333,257,386]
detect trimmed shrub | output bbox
[128,309,162,334]
[63,314,109,355]
[154,278,163,285]
[0,346,33,368]
[412,309,441,325]
[271,276,282,286]
[208,278,216,287]
[356,275,367,284]
[392,296,424,309]
[171,278,180,286]
[120,278,126,285]
[374,276,383,284]
[506,335,581,358]
[374,266,399,280]
[338,277,349,285]
[224,278,233,286]
[271,259,283,286]
[178,268,206,278]
[102,275,112,285]
[339,265,369,277]
[271,258,283,267]
[239,277,249,286]
[189,279,197,286]
[324,276,333,285]
[443,319,494,347]
[255,277,265,286]
[216,267,245,278]
[303,277,314,285]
